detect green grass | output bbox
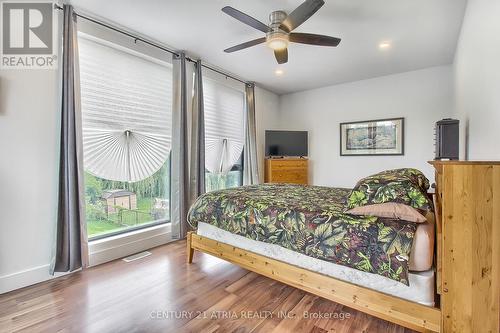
[87,219,127,237]
[137,197,153,211]
[86,197,169,238]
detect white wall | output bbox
[276,66,453,188]
[0,69,60,293]
[453,0,500,160]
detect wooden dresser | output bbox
[430,161,500,332]
[264,158,308,185]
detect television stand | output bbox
[264,157,308,185]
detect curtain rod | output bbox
[54,4,251,86]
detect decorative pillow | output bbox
[346,202,427,223]
[347,168,433,211]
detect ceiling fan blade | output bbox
[224,37,266,53]
[274,48,288,64]
[222,6,269,33]
[280,0,325,32]
[289,33,341,46]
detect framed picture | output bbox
[340,117,404,156]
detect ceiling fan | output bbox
[222,0,341,64]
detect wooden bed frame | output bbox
[186,161,500,332]
[187,231,441,332]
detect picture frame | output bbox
[340,117,404,156]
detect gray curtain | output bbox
[171,52,190,239]
[243,83,260,185]
[52,5,88,273]
[189,60,205,204]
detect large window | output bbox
[203,77,245,192]
[78,34,172,239]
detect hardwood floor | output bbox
[0,240,415,333]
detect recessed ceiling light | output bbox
[275,69,284,76]
[379,42,391,50]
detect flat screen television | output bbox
[265,130,308,157]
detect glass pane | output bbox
[85,156,170,239]
[205,169,242,192]
[203,78,245,174]
[79,34,172,239]
[205,152,243,192]
[203,77,245,192]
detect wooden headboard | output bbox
[428,160,500,332]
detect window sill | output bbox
[88,223,172,266]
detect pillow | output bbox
[346,202,427,223]
[409,211,435,271]
[347,168,433,211]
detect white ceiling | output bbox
[69,0,467,95]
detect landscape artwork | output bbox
[340,118,404,156]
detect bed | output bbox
[187,172,441,332]
[197,222,435,306]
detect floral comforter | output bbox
[187,183,417,285]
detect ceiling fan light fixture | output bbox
[221,1,340,65]
[266,32,289,51]
[379,42,391,50]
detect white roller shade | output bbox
[78,35,172,182]
[203,78,245,174]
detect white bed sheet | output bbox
[197,222,435,306]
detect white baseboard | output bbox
[0,224,172,294]
[0,264,68,295]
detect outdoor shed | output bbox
[101,189,137,214]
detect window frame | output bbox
[204,149,245,192]
[231,149,244,187]
[202,73,246,191]
[87,152,172,241]
[88,219,168,241]
[78,30,173,241]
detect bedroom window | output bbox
[78,34,173,240]
[203,77,245,192]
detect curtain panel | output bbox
[189,60,206,205]
[171,53,193,239]
[243,83,260,185]
[172,56,206,239]
[52,4,88,273]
